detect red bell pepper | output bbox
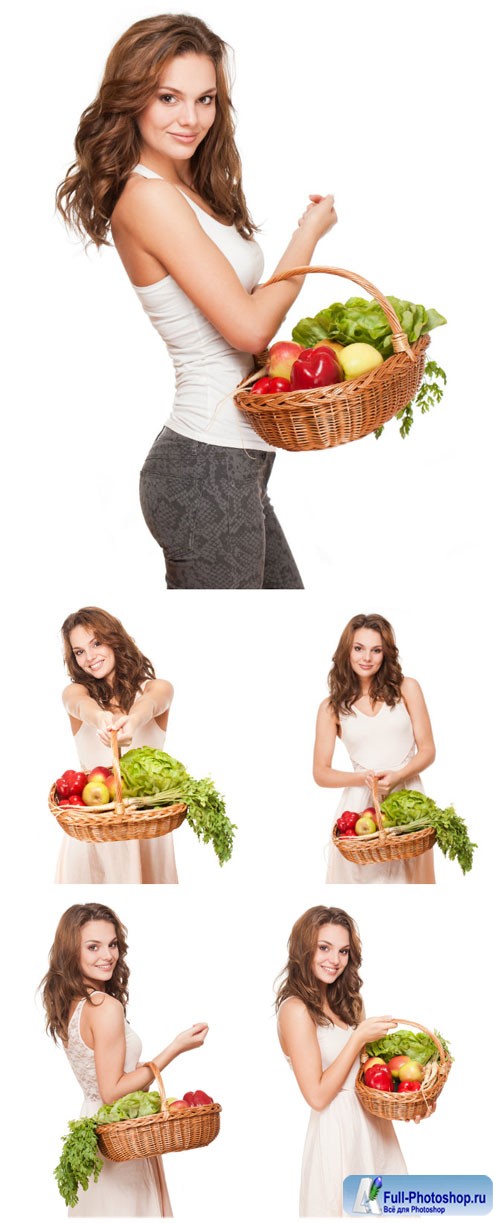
[363,1065,393,1092]
[398,1080,422,1093]
[290,347,343,390]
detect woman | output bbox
[276,905,428,1218]
[313,613,436,884]
[55,606,177,885]
[41,902,209,1217]
[56,13,336,589]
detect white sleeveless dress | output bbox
[326,701,435,885]
[64,995,171,1217]
[55,712,178,885]
[279,1007,407,1217]
[130,165,269,450]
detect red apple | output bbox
[106,775,118,800]
[398,1080,421,1093]
[82,779,110,806]
[56,777,72,799]
[355,814,377,836]
[88,766,112,783]
[265,341,303,379]
[168,1100,190,1113]
[387,1055,412,1077]
[363,1057,386,1074]
[395,1059,424,1083]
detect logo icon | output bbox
[352,1176,383,1215]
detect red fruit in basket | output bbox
[290,347,343,390]
[339,829,357,838]
[398,1080,421,1093]
[182,1092,196,1106]
[337,811,359,833]
[355,814,377,835]
[395,1059,424,1082]
[67,794,84,805]
[252,376,274,394]
[82,779,110,806]
[62,770,78,784]
[363,1057,386,1074]
[69,772,87,796]
[56,778,72,799]
[88,766,112,782]
[266,341,303,379]
[387,1055,412,1077]
[168,1100,190,1112]
[268,376,291,392]
[191,1090,214,1106]
[363,1065,393,1092]
[57,799,74,808]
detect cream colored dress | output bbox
[64,995,172,1217]
[281,1007,407,1218]
[326,701,435,884]
[55,712,178,884]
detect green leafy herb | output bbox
[365,1029,452,1065]
[381,790,476,874]
[54,1117,103,1209]
[120,747,236,866]
[375,360,447,439]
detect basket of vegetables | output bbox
[55,1071,221,1207]
[49,731,187,843]
[96,1063,221,1161]
[49,736,235,863]
[355,1020,452,1121]
[332,780,436,865]
[332,783,476,874]
[234,266,446,451]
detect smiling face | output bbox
[311,923,350,988]
[137,53,217,168]
[69,624,116,683]
[349,627,384,682]
[80,920,120,988]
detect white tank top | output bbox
[129,165,271,451]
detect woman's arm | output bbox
[375,678,436,797]
[278,999,396,1111]
[312,699,375,791]
[112,181,336,353]
[105,679,174,747]
[87,995,209,1105]
[62,683,114,736]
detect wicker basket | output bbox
[355,1019,451,1121]
[49,731,187,843]
[332,780,436,865]
[234,265,430,451]
[96,1062,221,1161]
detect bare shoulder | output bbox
[62,681,87,706]
[317,697,335,720]
[278,996,314,1032]
[87,993,124,1026]
[112,175,198,233]
[401,676,423,700]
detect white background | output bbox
[2,0,497,1219]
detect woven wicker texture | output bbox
[234,266,430,451]
[49,731,187,843]
[96,1062,221,1161]
[332,780,436,865]
[355,1019,451,1121]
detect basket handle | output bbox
[371,778,386,839]
[362,1018,447,1067]
[260,265,414,360]
[109,730,125,816]
[143,1061,169,1113]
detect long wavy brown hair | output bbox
[61,606,155,713]
[328,613,404,717]
[56,13,256,246]
[40,903,130,1044]
[275,906,363,1028]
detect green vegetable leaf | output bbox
[381,790,477,874]
[54,1117,103,1208]
[365,1028,452,1065]
[120,748,236,866]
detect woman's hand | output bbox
[356,1016,398,1044]
[406,1101,437,1124]
[374,770,402,799]
[172,1023,209,1056]
[298,194,337,239]
[106,713,136,747]
[96,710,117,746]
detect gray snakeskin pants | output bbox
[140,428,304,589]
